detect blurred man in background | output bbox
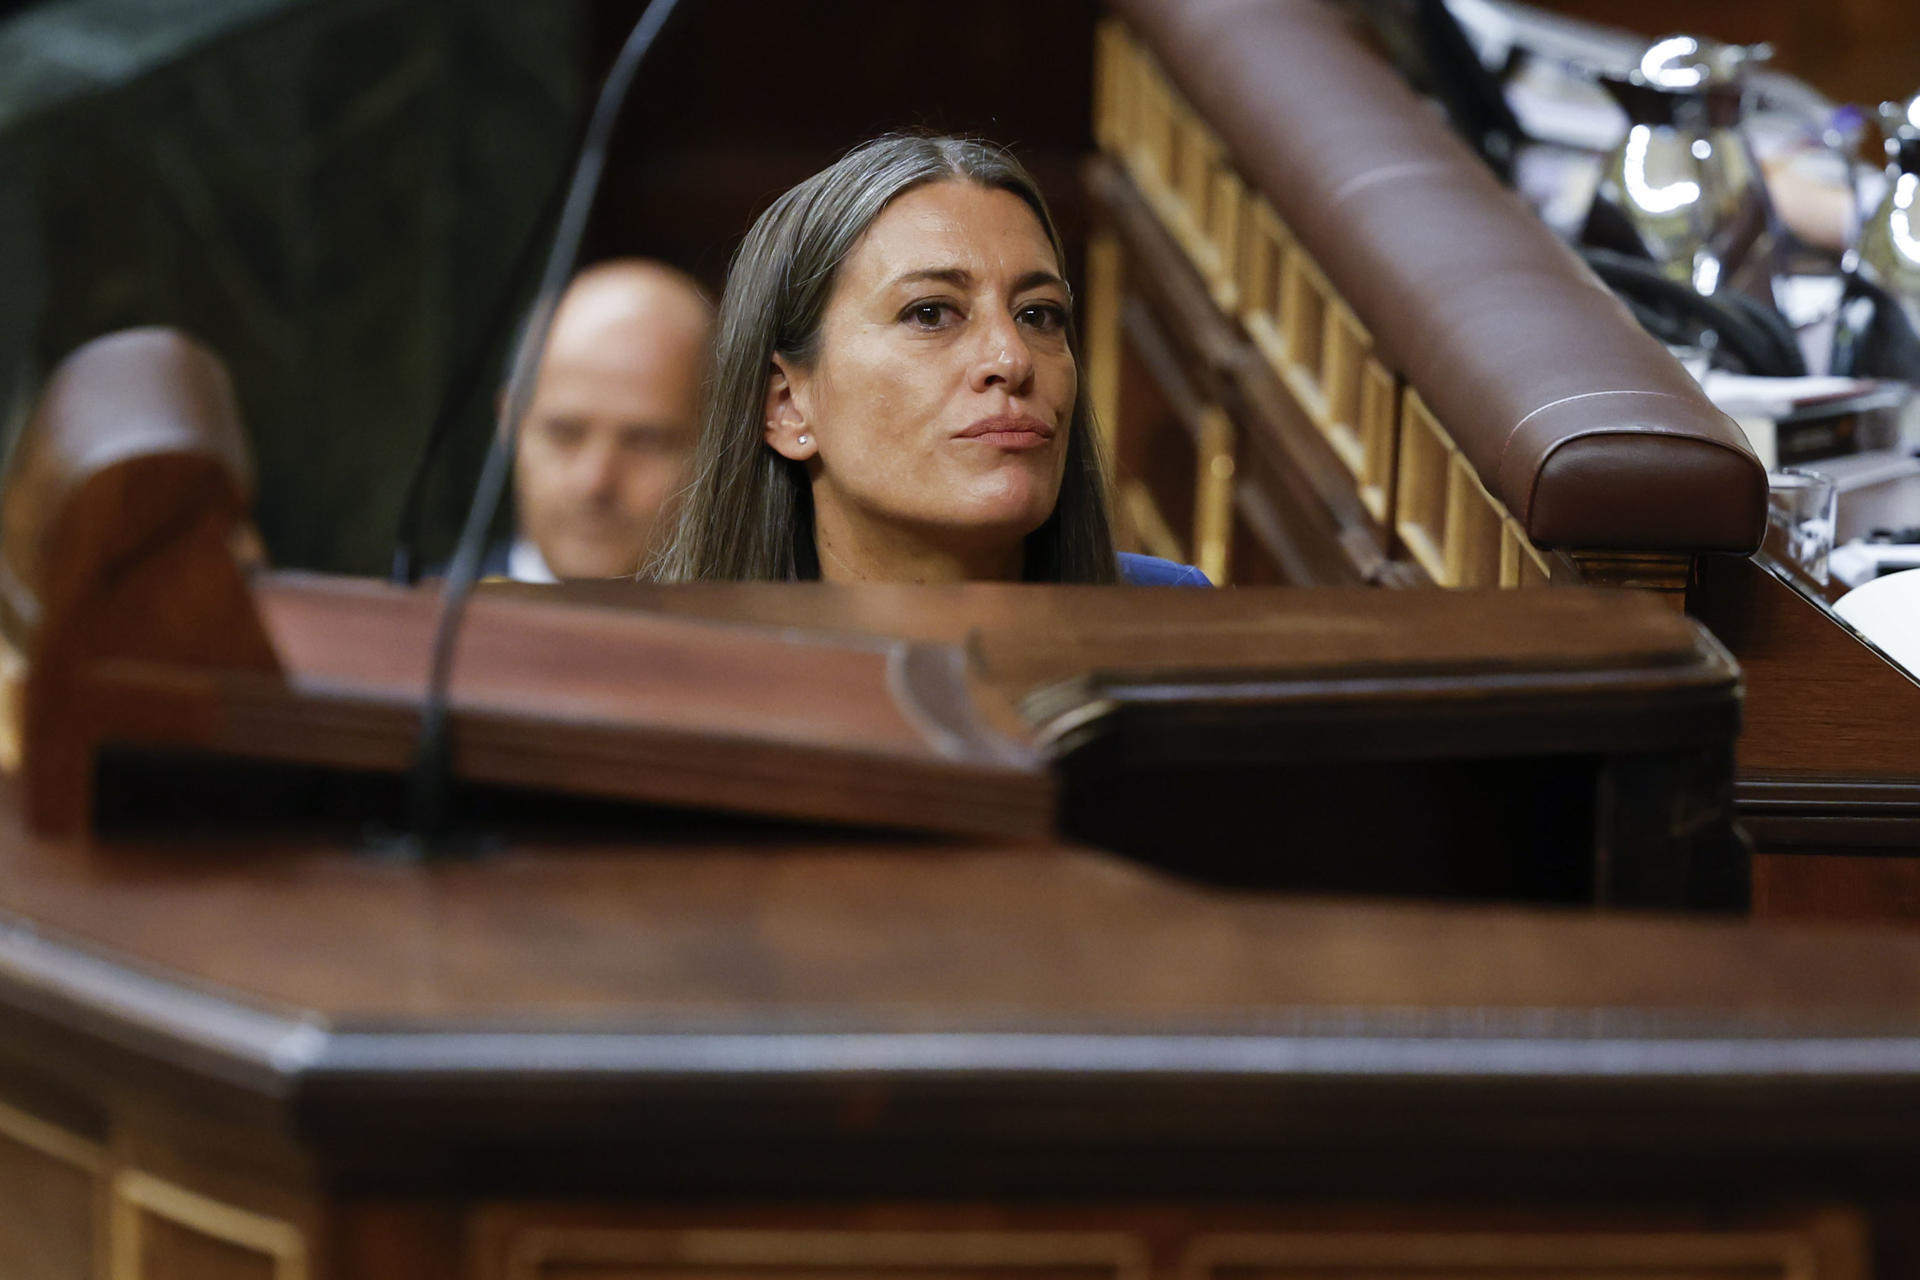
[504,259,712,581]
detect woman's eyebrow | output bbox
[885,267,1069,294]
[888,267,972,290]
[1011,269,1069,296]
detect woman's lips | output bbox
[956,414,1055,450]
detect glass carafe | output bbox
[1587,35,1783,307]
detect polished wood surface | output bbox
[1692,554,1920,782]
[7,796,1920,1218]
[0,330,278,833]
[0,1113,96,1280]
[1689,553,1920,916]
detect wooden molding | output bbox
[494,1226,1148,1280]
[1572,550,1694,596]
[0,1095,106,1174]
[1180,1214,1865,1280]
[0,329,278,833]
[110,1169,308,1280]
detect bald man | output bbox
[506,260,713,581]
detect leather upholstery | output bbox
[1112,0,1767,552]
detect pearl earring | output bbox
[797,434,811,446]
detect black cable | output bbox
[1579,246,1807,377]
[389,158,577,586]
[404,0,688,849]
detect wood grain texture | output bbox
[61,571,1054,842]
[1086,155,1382,587]
[0,330,278,833]
[1755,852,1920,921]
[112,1170,307,1280]
[7,774,1920,1201]
[1691,553,1920,779]
[0,1123,97,1280]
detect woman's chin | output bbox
[945,476,1060,537]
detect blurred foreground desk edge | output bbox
[2,813,1920,1279]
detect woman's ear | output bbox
[763,355,817,461]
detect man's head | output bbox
[514,259,712,579]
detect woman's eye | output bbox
[1017,302,1068,333]
[904,301,956,329]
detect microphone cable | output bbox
[404,0,688,848]
[388,159,573,586]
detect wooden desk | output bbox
[2,798,1919,1278]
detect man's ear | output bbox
[762,354,817,461]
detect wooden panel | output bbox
[1754,852,1920,921]
[1691,554,1920,778]
[1396,391,1452,582]
[1084,229,1125,460]
[1092,19,1128,156]
[486,1228,1146,1280]
[67,575,1053,843]
[1500,518,1553,589]
[1445,454,1505,590]
[132,1216,280,1280]
[1238,199,1290,371]
[1087,155,1388,586]
[111,1173,302,1280]
[1278,249,1328,421]
[1318,302,1368,480]
[111,1171,305,1280]
[1113,298,1204,561]
[1193,407,1237,586]
[1181,1218,1865,1280]
[1206,156,1244,314]
[0,1100,102,1280]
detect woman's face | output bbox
[764,180,1077,579]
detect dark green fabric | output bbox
[0,0,583,572]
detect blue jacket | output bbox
[465,544,1212,586]
[1117,552,1212,586]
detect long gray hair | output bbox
[650,134,1117,583]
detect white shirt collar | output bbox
[507,537,559,584]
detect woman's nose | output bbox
[969,311,1035,394]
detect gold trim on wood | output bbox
[502,1227,1151,1280]
[1085,229,1125,464]
[1396,391,1452,582]
[1278,250,1328,422]
[1205,157,1243,313]
[0,1096,105,1174]
[0,634,26,774]
[1501,517,1554,588]
[1180,1219,1864,1280]
[1445,453,1504,589]
[1357,356,1399,524]
[1318,299,1369,479]
[1238,197,1291,371]
[1120,479,1187,565]
[1195,407,1237,586]
[110,1169,308,1280]
[0,1097,107,1280]
[1570,550,1694,602]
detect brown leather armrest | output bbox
[1111,0,1767,553]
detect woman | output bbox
[650,134,1208,586]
